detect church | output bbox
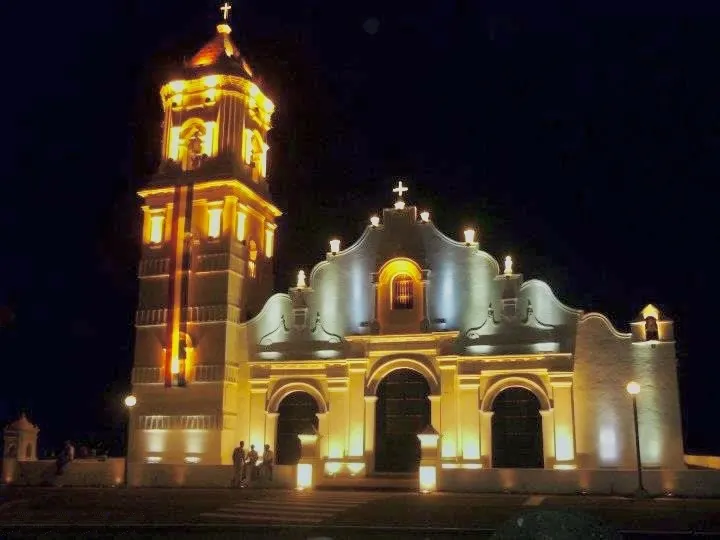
[128,5,685,489]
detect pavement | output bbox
[0,486,719,538]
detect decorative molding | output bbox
[138,415,221,430]
[138,258,170,277]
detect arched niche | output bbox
[366,356,440,396]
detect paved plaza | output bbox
[0,486,719,538]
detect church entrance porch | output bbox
[491,387,544,468]
[374,369,431,473]
[276,392,319,465]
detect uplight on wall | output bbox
[208,206,223,239]
[419,465,437,493]
[370,216,380,227]
[420,211,430,222]
[329,239,341,255]
[296,463,313,490]
[464,228,476,244]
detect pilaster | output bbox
[550,376,576,468]
[363,395,378,474]
[348,364,366,457]
[249,379,269,449]
[539,409,556,469]
[327,378,349,459]
[438,360,458,459]
[458,375,481,462]
[480,411,494,468]
[264,412,279,456]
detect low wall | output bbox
[439,467,720,497]
[2,458,125,487]
[128,463,296,489]
[685,454,720,470]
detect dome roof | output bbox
[5,413,39,432]
[187,23,254,79]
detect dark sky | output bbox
[2,2,717,454]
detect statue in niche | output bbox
[296,270,307,288]
[645,316,659,341]
[504,255,513,275]
[187,131,206,170]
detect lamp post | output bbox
[625,381,649,498]
[123,394,137,488]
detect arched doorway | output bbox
[276,392,319,465]
[375,369,430,473]
[491,387,544,468]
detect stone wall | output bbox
[438,467,720,497]
[2,458,125,486]
[128,463,295,488]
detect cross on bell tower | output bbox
[393,180,409,210]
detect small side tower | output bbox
[2,414,40,484]
[629,304,684,468]
[130,4,281,466]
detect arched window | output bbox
[392,273,414,310]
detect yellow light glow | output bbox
[553,463,577,470]
[205,89,217,102]
[325,462,342,475]
[249,83,259,98]
[168,80,185,93]
[170,356,180,375]
[204,75,219,88]
[347,463,364,475]
[419,465,437,493]
[555,426,574,461]
[626,381,641,395]
[124,395,137,408]
[329,239,341,254]
[264,99,275,113]
[259,142,269,177]
[420,211,430,222]
[168,127,181,160]
[236,211,246,241]
[464,228,476,244]
[504,255,513,275]
[265,228,274,258]
[149,214,165,244]
[208,206,223,239]
[641,304,660,321]
[184,456,201,464]
[296,463,313,489]
[243,129,253,164]
[418,433,440,449]
[203,121,216,157]
[370,215,380,227]
[248,260,256,278]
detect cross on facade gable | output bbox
[220,2,232,21]
[393,180,408,199]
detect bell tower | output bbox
[130,3,281,467]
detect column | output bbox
[458,377,481,462]
[551,380,576,467]
[327,382,349,459]
[363,396,377,474]
[249,381,268,449]
[438,364,458,459]
[264,412,279,455]
[348,367,366,457]
[370,275,380,333]
[429,395,441,432]
[539,409,556,469]
[480,411,494,468]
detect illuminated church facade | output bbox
[129,6,685,483]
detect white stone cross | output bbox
[220,2,232,21]
[392,180,408,199]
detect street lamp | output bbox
[626,381,649,498]
[123,394,137,488]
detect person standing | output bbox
[231,441,245,488]
[261,444,274,481]
[246,444,259,483]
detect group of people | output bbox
[232,441,274,487]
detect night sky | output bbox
[2,2,717,455]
